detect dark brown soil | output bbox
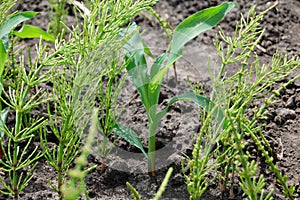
[1,0,300,199]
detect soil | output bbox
[1,0,300,199]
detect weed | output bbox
[39,0,158,199]
[185,3,299,200]
[0,4,55,198]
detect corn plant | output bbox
[185,4,299,200]
[117,2,237,176]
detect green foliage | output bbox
[48,0,68,36]
[119,2,236,175]
[38,0,158,199]
[0,4,54,198]
[13,25,54,42]
[61,109,98,200]
[185,3,299,200]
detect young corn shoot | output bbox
[117,2,237,176]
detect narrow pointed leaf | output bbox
[113,123,147,158]
[0,11,39,50]
[167,2,237,66]
[150,2,237,91]
[0,107,10,138]
[0,40,7,77]
[121,23,151,109]
[13,25,55,42]
[160,93,227,128]
[143,40,154,58]
[150,52,167,80]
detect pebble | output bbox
[285,95,295,108]
[274,108,296,125]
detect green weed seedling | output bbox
[117,2,237,176]
[39,1,158,199]
[185,3,299,200]
[48,0,68,36]
[0,4,54,199]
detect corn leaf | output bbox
[168,2,237,65]
[13,25,55,42]
[151,2,237,90]
[0,107,10,138]
[158,93,227,128]
[113,123,147,158]
[121,23,152,109]
[0,11,38,50]
[0,40,7,77]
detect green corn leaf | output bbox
[0,107,10,138]
[150,2,237,91]
[168,2,237,65]
[13,25,55,42]
[150,52,167,80]
[0,39,7,77]
[148,53,167,106]
[121,23,151,109]
[143,40,154,58]
[0,11,38,50]
[113,123,147,158]
[158,93,227,128]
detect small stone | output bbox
[274,108,296,125]
[294,79,300,87]
[285,95,296,108]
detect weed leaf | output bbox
[13,25,55,42]
[113,123,147,158]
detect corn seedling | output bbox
[117,2,237,176]
[185,3,299,199]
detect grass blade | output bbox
[150,2,237,90]
[167,2,237,65]
[122,23,151,109]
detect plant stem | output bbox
[148,119,157,176]
[12,110,22,200]
[13,142,18,200]
[57,140,64,200]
